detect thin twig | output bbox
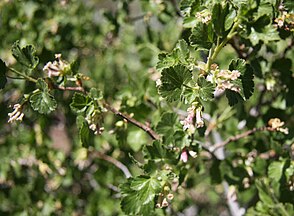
[211,127,275,152]
[51,81,160,140]
[90,150,132,178]
[103,102,160,140]
[54,85,85,92]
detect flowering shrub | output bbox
[0,0,293,215]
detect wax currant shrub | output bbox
[0,0,294,216]
[154,0,294,215]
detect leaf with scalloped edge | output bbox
[158,65,192,102]
[30,79,57,114]
[12,41,39,70]
[198,77,214,101]
[70,93,91,113]
[120,175,161,215]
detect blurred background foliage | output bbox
[0,0,293,215]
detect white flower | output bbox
[156,79,162,87]
[180,105,196,133]
[43,54,70,77]
[231,70,241,80]
[8,104,24,123]
[195,107,204,128]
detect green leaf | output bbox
[11,41,39,70]
[70,93,91,113]
[159,65,192,102]
[229,58,246,75]
[227,59,254,105]
[89,88,103,100]
[189,23,215,50]
[144,141,167,160]
[80,121,91,147]
[255,180,274,205]
[30,80,57,114]
[0,59,7,90]
[156,112,180,144]
[127,129,148,152]
[156,40,189,71]
[225,89,244,106]
[181,87,197,104]
[198,77,214,101]
[212,3,227,36]
[248,25,280,46]
[268,160,285,182]
[120,175,161,215]
[225,8,237,31]
[242,64,254,99]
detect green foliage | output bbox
[120,176,161,215]
[0,0,293,215]
[29,79,57,114]
[12,40,39,71]
[158,65,192,102]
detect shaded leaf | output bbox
[70,93,91,113]
[156,112,180,144]
[12,41,39,70]
[0,59,7,90]
[268,160,285,182]
[189,22,215,50]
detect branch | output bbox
[211,127,275,152]
[53,85,85,92]
[90,150,132,179]
[50,81,160,140]
[103,102,160,140]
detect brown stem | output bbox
[54,85,85,92]
[211,127,275,152]
[103,102,160,140]
[50,81,159,140]
[90,150,132,179]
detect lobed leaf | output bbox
[70,93,91,113]
[189,22,215,50]
[198,77,214,101]
[30,90,57,115]
[120,175,161,215]
[12,41,39,70]
[159,65,192,102]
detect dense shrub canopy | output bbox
[0,0,293,215]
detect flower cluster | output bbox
[179,148,197,163]
[8,104,24,123]
[85,110,104,135]
[275,11,294,31]
[180,105,204,133]
[206,64,241,94]
[268,118,289,134]
[43,54,71,77]
[156,186,174,208]
[195,9,212,24]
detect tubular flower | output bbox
[8,104,24,123]
[195,107,204,128]
[43,54,71,77]
[85,110,104,135]
[180,105,196,133]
